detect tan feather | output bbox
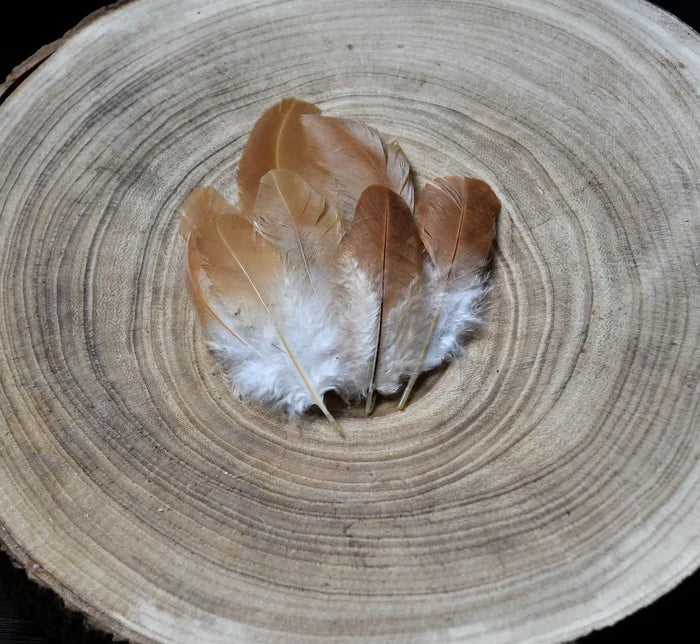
[183,186,342,432]
[399,177,500,409]
[343,185,423,413]
[237,98,321,212]
[252,169,342,293]
[295,114,414,222]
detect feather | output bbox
[341,185,424,413]
[237,98,320,212]
[294,114,414,223]
[398,176,500,409]
[182,99,501,426]
[251,169,342,292]
[250,170,375,411]
[181,187,343,433]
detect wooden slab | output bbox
[0,1,698,642]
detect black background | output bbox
[1,1,698,642]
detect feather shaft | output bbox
[365,205,389,414]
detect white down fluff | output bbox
[206,266,338,415]
[422,267,488,372]
[204,260,487,416]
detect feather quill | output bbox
[341,185,424,413]
[182,187,343,433]
[398,177,500,409]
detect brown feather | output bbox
[296,114,414,222]
[414,177,499,278]
[343,186,423,412]
[237,98,321,212]
[399,176,500,409]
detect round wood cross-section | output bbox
[0,1,698,642]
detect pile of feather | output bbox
[180,99,500,432]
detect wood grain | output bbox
[0,1,698,642]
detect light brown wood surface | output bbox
[0,1,698,642]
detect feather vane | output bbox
[398,177,500,409]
